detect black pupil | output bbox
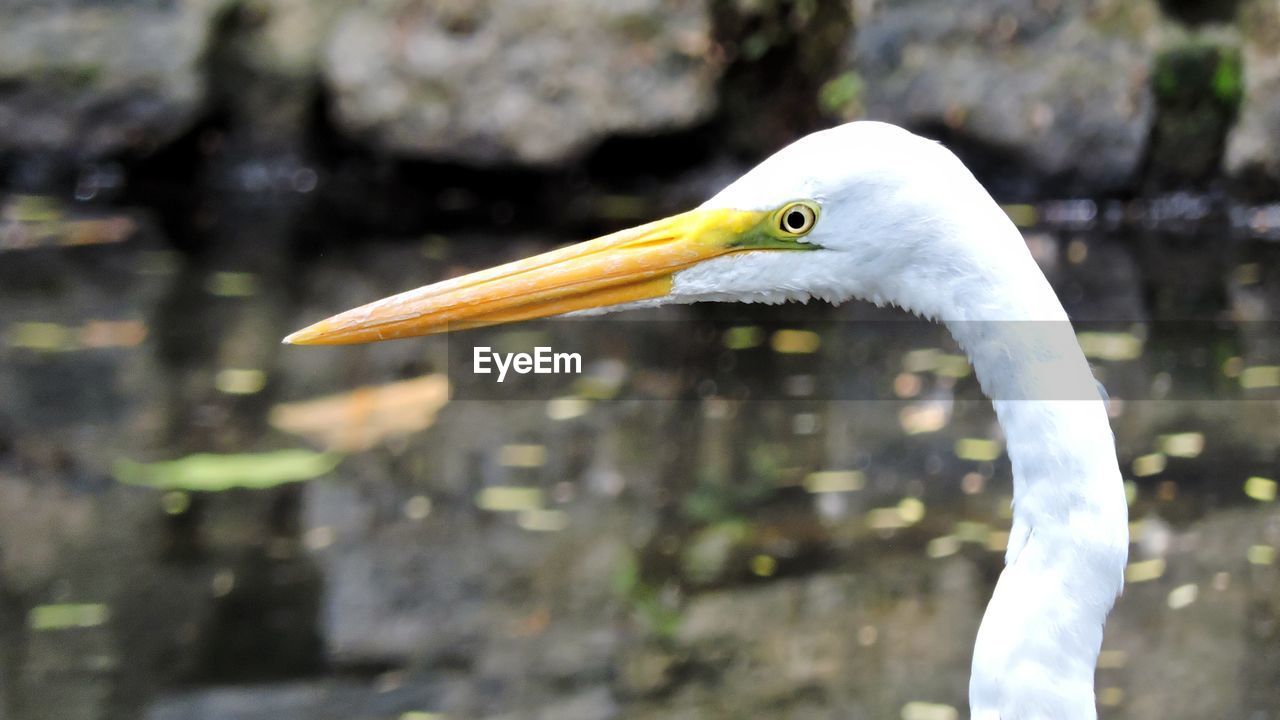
[786,210,806,231]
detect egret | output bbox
[285,121,1128,719]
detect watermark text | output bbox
[474,346,582,382]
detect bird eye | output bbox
[778,203,816,235]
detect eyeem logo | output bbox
[473,346,583,382]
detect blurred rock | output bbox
[322,0,724,165]
[209,0,346,146]
[715,0,855,154]
[1107,508,1280,719]
[1147,31,1243,186]
[0,0,230,159]
[0,203,323,718]
[146,680,439,720]
[230,0,344,80]
[1224,0,1280,196]
[482,687,618,720]
[618,560,982,718]
[851,0,1161,194]
[0,207,170,479]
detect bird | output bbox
[285,121,1129,720]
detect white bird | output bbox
[285,121,1129,719]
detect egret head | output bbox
[285,121,991,345]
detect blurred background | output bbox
[1,0,1279,718]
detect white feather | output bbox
[667,121,1128,719]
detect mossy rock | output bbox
[1148,36,1244,185]
[1153,41,1244,109]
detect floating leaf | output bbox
[1125,558,1166,583]
[29,603,110,630]
[770,329,821,354]
[1245,476,1277,502]
[804,470,865,494]
[270,374,449,452]
[114,450,341,491]
[955,438,1002,462]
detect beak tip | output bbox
[282,325,322,345]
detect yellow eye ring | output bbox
[778,202,817,236]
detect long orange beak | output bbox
[283,207,805,345]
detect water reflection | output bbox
[0,192,1277,719]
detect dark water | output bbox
[1,187,1279,720]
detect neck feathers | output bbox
[930,207,1129,718]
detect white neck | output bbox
[929,208,1129,718]
[681,123,1131,716]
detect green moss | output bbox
[740,27,783,61]
[1211,49,1244,106]
[37,63,105,90]
[819,70,864,119]
[1153,40,1242,111]
[711,0,855,150]
[612,550,682,640]
[1148,36,1244,184]
[681,520,751,584]
[681,468,777,524]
